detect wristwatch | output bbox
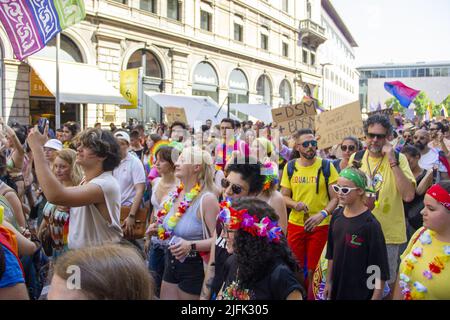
[191,242,197,252]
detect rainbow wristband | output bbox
[320,210,328,219]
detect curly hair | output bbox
[364,114,393,136]
[225,157,265,195]
[75,129,121,171]
[231,198,299,289]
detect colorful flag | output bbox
[384,81,420,108]
[0,0,86,61]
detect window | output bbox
[256,75,272,105]
[379,70,386,78]
[402,69,410,77]
[111,0,127,4]
[282,0,289,13]
[425,68,431,77]
[34,34,83,63]
[411,69,417,77]
[140,0,156,12]
[279,80,292,105]
[442,68,449,77]
[200,10,212,31]
[395,69,402,77]
[167,0,180,21]
[310,53,315,65]
[192,62,219,102]
[387,69,394,78]
[261,34,268,50]
[127,50,163,78]
[307,1,312,19]
[282,42,289,57]
[418,68,425,77]
[302,49,308,64]
[433,68,441,77]
[229,69,249,106]
[234,23,243,42]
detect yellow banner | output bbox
[120,68,139,109]
[30,69,53,97]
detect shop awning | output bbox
[27,57,130,105]
[145,92,238,127]
[230,103,273,123]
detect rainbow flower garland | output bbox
[399,229,450,300]
[218,199,283,243]
[262,161,279,191]
[156,183,202,240]
[221,280,251,300]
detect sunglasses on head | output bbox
[341,145,356,152]
[332,184,359,195]
[221,178,243,195]
[367,133,387,140]
[301,140,318,148]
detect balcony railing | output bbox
[299,19,327,48]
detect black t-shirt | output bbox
[403,170,427,231]
[211,222,231,299]
[219,255,302,300]
[326,208,390,300]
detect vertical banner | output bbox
[120,68,141,109]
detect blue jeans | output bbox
[148,242,166,297]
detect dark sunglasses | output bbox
[301,140,318,148]
[221,178,243,195]
[341,145,356,152]
[367,133,387,140]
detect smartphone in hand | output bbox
[38,118,49,134]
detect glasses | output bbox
[301,140,318,148]
[366,133,387,140]
[221,178,243,195]
[413,136,427,141]
[341,145,356,152]
[332,184,359,195]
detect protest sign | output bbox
[272,101,316,135]
[315,101,365,150]
[367,107,395,125]
[165,107,187,126]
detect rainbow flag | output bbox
[384,81,420,108]
[0,0,86,61]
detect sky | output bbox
[331,0,450,66]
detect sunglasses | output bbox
[221,178,243,195]
[301,140,318,148]
[366,133,387,140]
[341,145,356,152]
[332,184,359,195]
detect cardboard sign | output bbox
[315,101,365,149]
[367,107,395,125]
[271,102,316,135]
[165,107,187,126]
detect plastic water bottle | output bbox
[169,236,186,263]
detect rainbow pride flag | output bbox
[0,0,86,61]
[384,81,420,108]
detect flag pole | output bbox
[55,33,61,130]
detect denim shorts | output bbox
[162,249,205,295]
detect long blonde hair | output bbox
[53,149,84,186]
[180,146,218,195]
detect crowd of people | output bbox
[0,112,449,300]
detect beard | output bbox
[415,142,426,151]
[368,144,383,154]
[300,150,316,160]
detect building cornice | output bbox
[321,0,358,47]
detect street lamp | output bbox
[320,63,332,109]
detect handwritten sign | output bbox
[165,107,187,126]
[315,101,365,149]
[367,107,395,125]
[272,102,316,135]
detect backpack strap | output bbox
[287,159,297,182]
[316,159,331,199]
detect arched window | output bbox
[127,49,162,79]
[256,74,272,105]
[34,34,84,63]
[192,62,219,102]
[279,79,292,105]
[228,69,249,104]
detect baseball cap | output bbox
[44,139,63,151]
[114,131,130,144]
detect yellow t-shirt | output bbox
[398,227,450,300]
[280,158,338,227]
[349,151,416,244]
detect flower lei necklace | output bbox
[156,183,202,240]
[221,280,252,300]
[399,229,450,300]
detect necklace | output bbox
[399,229,450,300]
[156,183,201,240]
[365,153,384,208]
